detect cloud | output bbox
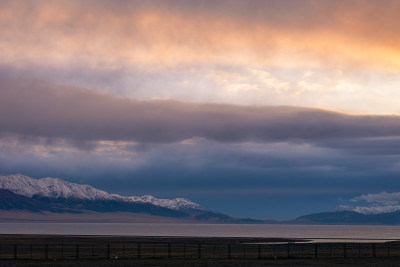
[336,191,400,215]
[1,0,400,71]
[2,72,400,147]
[335,204,400,215]
[314,137,400,155]
[351,191,400,205]
[2,1,400,114]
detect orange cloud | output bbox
[1,0,400,72]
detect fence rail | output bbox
[0,242,398,260]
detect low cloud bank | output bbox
[336,204,400,215]
[351,191,400,205]
[2,73,400,148]
[336,191,400,214]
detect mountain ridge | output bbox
[0,174,203,211]
[0,174,262,223]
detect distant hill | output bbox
[0,174,262,223]
[290,210,400,225]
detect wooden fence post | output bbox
[315,244,318,259]
[387,243,390,257]
[273,244,276,258]
[214,244,216,259]
[198,243,201,259]
[14,244,17,259]
[137,243,141,258]
[372,243,376,258]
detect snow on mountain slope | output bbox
[0,174,204,211]
[0,174,112,200]
[112,194,204,210]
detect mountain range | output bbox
[0,174,259,223]
[3,174,400,224]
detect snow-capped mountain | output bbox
[0,174,112,200]
[112,194,204,211]
[0,174,203,211]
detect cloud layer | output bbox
[2,0,400,70]
[2,1,400,114]
[2,72,400,147]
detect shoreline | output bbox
[0,234,307,244]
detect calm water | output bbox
[0,223,400,242]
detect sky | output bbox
[2,0,400,220]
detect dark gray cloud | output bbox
[315,137,400,155]
[0,73,397,145]
[1,72,400,146]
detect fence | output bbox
[0,242,399,260]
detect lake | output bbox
[1,223,400,243]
